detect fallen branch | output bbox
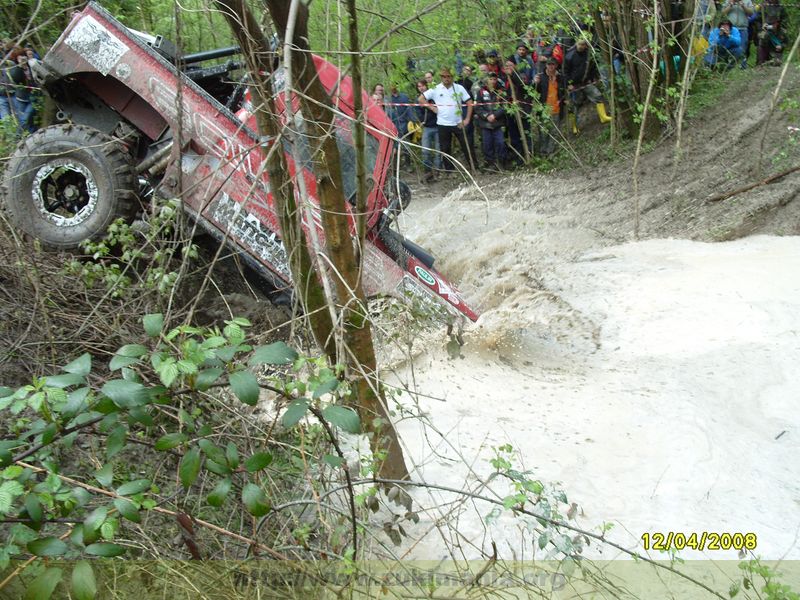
[706,164,800,203]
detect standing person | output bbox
[533,58,566,156]
[474,72,507,170]
[693,0,717,39]
[418,67,473,174]
[512,42,535,78]
[721,0,755,68]
[385,83,414,168]
[563,38,612,134]
[500,58,530,166]
[416,79,442,181]
[456,65,476,169]
[9,51,38,134]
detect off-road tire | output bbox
[1,124,138,250]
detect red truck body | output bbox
[9,2,479,322]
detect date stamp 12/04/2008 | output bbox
[641,532,758,552]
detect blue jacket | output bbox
[385,92,414,137]
[708,26,741,52]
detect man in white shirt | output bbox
[418,67,474,173]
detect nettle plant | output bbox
[0,314,361,598]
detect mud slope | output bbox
[383,68,800,561]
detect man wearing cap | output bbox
[418,67,474,174]
[533,58,566,156]
[485,49,501,75]
[512,43,535,79]
[474,71,508,170]
[705,19,743,68]
[721,0,755,67]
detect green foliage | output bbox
[0,308,371,595]
[63,198,197,300]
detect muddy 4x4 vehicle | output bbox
[1,2,478,323]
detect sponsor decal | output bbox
[212,193,291,279]
[66,15,128,76]
[414,265,436,286]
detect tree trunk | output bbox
[212,0,336,359]
[266,0,409,482]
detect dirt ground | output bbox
[376,66,800,562]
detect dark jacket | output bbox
[534,72,567,120]
[417,99,437,128]
[474,85,507,129]
[385,92,414,137]
[563,47,599,86]
[8,65,34,102]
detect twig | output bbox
[307,405,358,559]
[706,164,800,203]
[336,477,729,600]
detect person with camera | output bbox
[705,19,743,70]
[721,0,755,67]
[755,0,787,65]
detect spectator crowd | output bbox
[371,0,790,180]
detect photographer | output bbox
[755,0,787,65]
[705,19,743,70]
[721,0,755,67]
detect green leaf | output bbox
[204,460,232,476]
[0,386,12,398]
[154,432,188,451]
[323,454,344,468]
[538,532,550,549]
[143,313,163,337]
[244,452,273,473]
[113,498,140,523]
[249,342,298,366]
[207,478,231,507]
[312,377,339,399]
[282,400,309,428]
[94,464,113,488]
[195,368,223,391]
[109,355,139,371]
[105,425,126,459]
[25,567,62,600]
[116,344,148,358]
[0,480,24,512]
[115,479,151,496]
[101,380,150,408]
[85,542,125,557]
[24,494,43,525]
[71,560,97,600]
[322,405,361,433]
[225,442,239,469]
[43,373,85,389]
[27,536,68,556]
[84,506,108,535]
[229,371,259,406]
[198,440,226,464]
[63,387,91,418]
[63,353,92,377]
[157,359,180,387]
[128,407,153,426]
[179,448,201,488]
[241,483,270,517]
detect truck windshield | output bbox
[332,115,380,203]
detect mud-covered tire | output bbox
[1,124,138,250]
